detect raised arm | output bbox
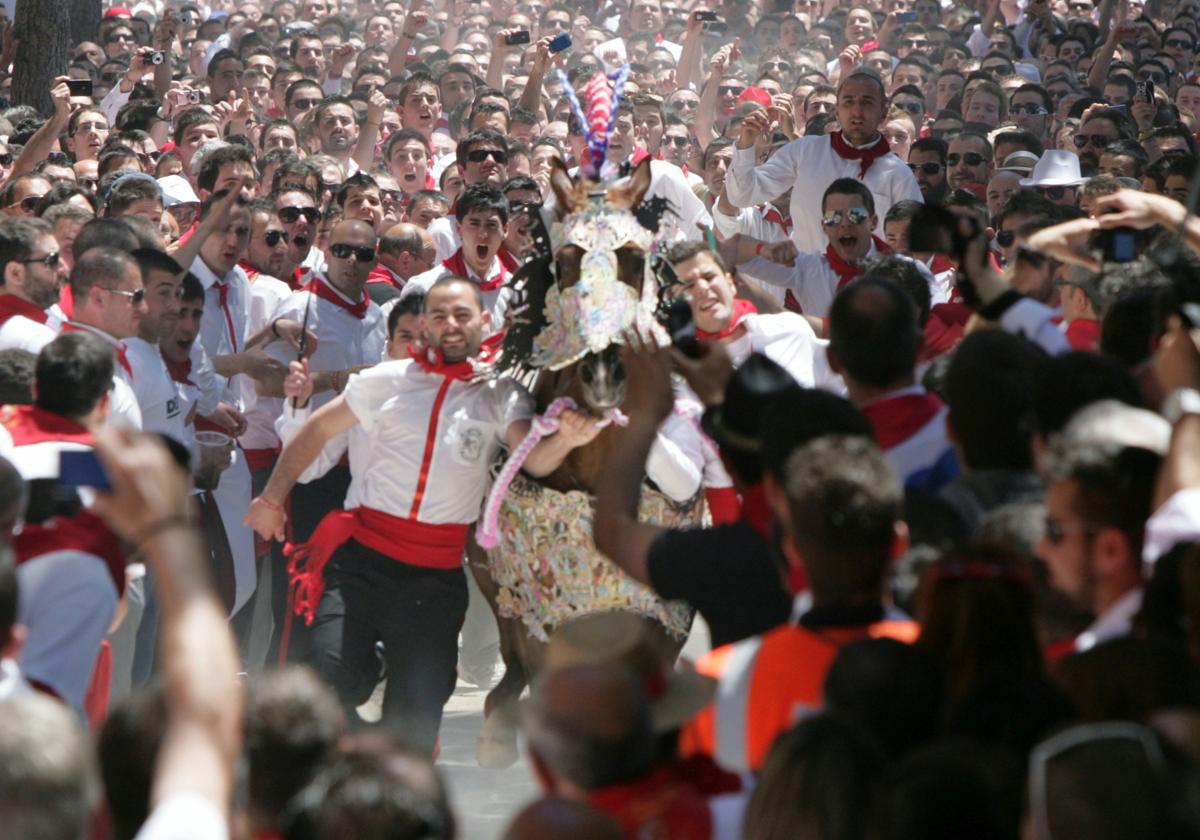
[724,109,800,209]
[12,77,71,178]
[694,39,739,149]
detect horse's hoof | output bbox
[476,717,519,768]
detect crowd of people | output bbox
[4,0,1200,836]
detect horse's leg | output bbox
[467,538,529,768]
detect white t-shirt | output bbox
[125,337,187,444]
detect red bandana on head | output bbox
[696,298,758,341]
[442,249,507,292]
[826,236,892,290]
[305,276,369,319]
[829,130,892,178]
[0,294,49,327]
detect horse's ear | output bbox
[624,157,654,209]
[549,158,583,214]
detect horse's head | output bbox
[534,158,658,412]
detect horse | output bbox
[468,157,705,767]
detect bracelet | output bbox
[270,318,281,339]
[254,496,285,513]
[135,514,196,546]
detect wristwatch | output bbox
[1162,387,1200,424]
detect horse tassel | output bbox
[476,396,628,549]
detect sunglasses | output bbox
[761,60,792,72]
[466,147,508,163]
[821,208,869,226]
[107,33,135,43]
[330,243,377,261]
[670,99,699,110]
[1167,38,1194,48]
[380,188,405,204]
[995,229,1016,247]
[946,152,986,166]
[1009,103,1047,115]
[718,85,746,97]
[908,161,943,175]
[1037,185,1069,200]
[106,286,147,304]
[663,135,690,147]
[278,206,321,223]
[1043,517,1097,544]
[18,250,60,268]
[0,153,12,166]
[11,195,43,212]
[896,101,924,114]
[264,229,290,246]
[901,38,928,47]
[291,97,321,110]
[1074,133,1114,148]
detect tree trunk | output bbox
[69,0,100,51]
[12,0,71,114]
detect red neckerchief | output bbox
[762,206,792,236]
[237,259,260,281]
[929,253,956,275]
[919,304,967,363]
[442,248,506,292]
[290,266,311,291]
[696,298,757,341]
[586,766,712,838]
[61,322,133,380]
[407,344,476,380]
[829,130,892,178]
[212,280,239,353]
[826,236,892,290]
[0,293,49,326]
[57,285,74,320]
[161,352,194,386]
[306,275,369,320]
[366,264,404,289]
[497,244,520,273]
[1064,318,1100,352]
[861,390,944,450]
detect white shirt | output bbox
[63,322,143,430]
[342,360,535,522]
[724,136,922,255]
[710,204,793,307]
[238,273,297,452]
[739,243,883,320]
[403,256,513,333]
[124,336,186,444]
[1075,588,1143,652]
[0,312,55,354]
[724,311,844,393]
[189,257,252,402]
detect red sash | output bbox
[0,294,49,327]
[305,275,369,319]
[441,249,506,291]
[696,298,757,342]
[286,507,470,624]
[830,130,892,179]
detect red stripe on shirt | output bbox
[408,377,453,519]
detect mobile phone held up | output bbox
[1094,227,1139,263]
[667,297,701,358]
[549,32,572,54]
[58,449,111,491]
[67,79,92,98]
[505,30,531,45]
[894,11,918,22]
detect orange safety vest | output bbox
[680,619,919,773]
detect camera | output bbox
[1094,227,1139,263]
[66,79,93,98]
[148,50,165,65]
[187,90,202,104]
[666,297,700,358]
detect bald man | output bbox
[366,222,437,305]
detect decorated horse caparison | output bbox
[467,69,705,767]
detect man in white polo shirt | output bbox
[247,276,600,752]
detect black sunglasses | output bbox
[908,161,943,175]
[0,153,13,166]
[663,135,690,147]
[995,229,1016,247]
[1074,133,1113,148]
[946,152,986,166]
[12,195,43,212]
[278,206,321,223]
[466,148,509,164]
[330,243,377,262]
[18,250,60,268]
[718,85,745,97]
[264,229,290,246]
[1037,185,1069,200]
[290,97,321,111]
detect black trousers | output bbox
[269,464,353,664]
[309,538,468,753]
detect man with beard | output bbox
[907,137,949,204]
[314,97,361,178]
[725,67,921,254]
[124,249,186,442]
[946,132,993,192]
[0,218,68,353]
[247,276,600,751]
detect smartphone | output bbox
[1096,227,1138,262]
[505,30,531,45]
[666,297,700,358]
[895,10,918,21]
[67,79,93,98]
[58,449,111,491]
[549,32,572,53]
[693,9,718,20]
[1144,79,1156,103]
[705,20,728,31]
